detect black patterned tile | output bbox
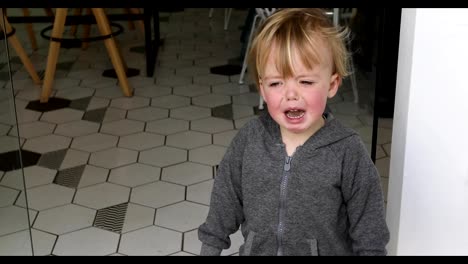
[37,149,67,170]
[212,104,233,120]
[0,71,10,81]
[102,68,140,79]
[56,61,75,72]
[82,108,106,123]
[0,150,41,172]
[129,45,145,54]
[54,165,85,189]
[26,97,71,112]
[210,64,242,76]
[69,96,92,111]
[94,203,128,233]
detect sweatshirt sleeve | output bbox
[340,136,390,256]
[198,126,247,256]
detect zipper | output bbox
[277,155,292,256]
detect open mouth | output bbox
[285,109,305,119]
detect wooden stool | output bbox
[0,10,42,85]
[41,8,133,103]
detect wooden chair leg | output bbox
[129,8,145,37]
[91,8,133,97]
[70,8,82,37]
[0,12,41,85]
[41,8,68,103]
[124,8,136,30]
[22,8,38,51]
[44,8,54,17]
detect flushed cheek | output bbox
[305,95,327,115]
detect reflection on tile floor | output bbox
[0,8,392,255]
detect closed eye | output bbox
[269,82,281,87]
[300,80,315,85]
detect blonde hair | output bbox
[248,8,351,89]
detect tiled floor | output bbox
[0,8,392,255]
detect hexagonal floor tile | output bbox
[2,166,56,189]
[134,85,172,98]
[119,226,182,255]
[131,181,185,209]
[22,134,71,154]
[146,118,189,135]
[118,132,165,151]
[156,75,192,87]
[31,228,57,256]
[127,107,168,122]
[191,117,234,134]
[186,180,214,205]
[192,94,231,108]
[173,84,211,98]
[0,230,32,255]
[189,145,227,166]
[151,95,190,109]
[26,184,75,211]
[232,92,261,106]
[212,83,250,96]
[109,163,161,187]
[77,165,109,188]
[170,106,211,121]
[12,121,56,139]
[210,64,242,76]
[0,206,30,236]
[155,201,209,232]
[33,204,95,235]
[74,182,130,209]
[110,96,150,110]
[193,74,229,86]
[161,162,212,186]
[89,147,138,169]
[71,133,118,152]
[54,120,100,138]
[53,227,119,255]
[166,131,211,150]
[100,119,145,136]
[122,203,155,233]
[213,130,238,147]
[40,108,84,124]
[139,146,187,168]
[0,186,19,207]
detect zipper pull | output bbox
[284,156,292,171]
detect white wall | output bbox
[387,8,468,255]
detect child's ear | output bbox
[259,79,267,103]
[328,74,341,98]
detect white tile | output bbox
[162,162,212,186]
[377,127,393,145]
[127,107,168,122]
[183,229,201,255]
[212,83,250,96]
[119,226,182,255]
[14,109,42,124]
[146,118,189,135]
[55,87,94,100]
[173,84,210,98]
[0,206,32,236]
[11,121,56,139]
[0,135,23,153]
[71,133,118,152]
[22,134,71,154]
[15,87,44,101]
[334,114,364,128]
[122,203,155,233]
[134,85,172,98]
[60,149,89,170]
[119,132,165,151]
[155,201,209,232]
[170,251,196,256]
[53,227,119,256]
[78,165,109,188]
[74,182,130,210]
[191,117,234,134]
[189,145,227,166]
[80,78,117,90]
[33,204,95,235]
[55,120,100,137]
[53,78,81,90]
[109,163,161,187]
[375,145,387,160]
[376,157,391,178]
[40,108,84,124]
[187,180,213,205]
[110,96,150,110]
[232,92,261,106]
[156,75,192,87]
[102,107,126,123]
[31,228,57,256]
[0,123,10,136]
[213,130,238,147]
[86,97,110,111]
[127,76,156,89]
[383,143,392,156]
[170,106,211,121]
[131,181,185,209]
[89,147,138,169]
[139,146,187,168]
[0,230,32,255]
[232,104,254,119]
[10,166,56,189]
[0,186,19,207]
[166,131,211,150]
[192,94,231,108]
[175,66,210,77]
[100,119,145,136]
[151,95,190,109]
[94,86,128,99]
[26,184,74,211]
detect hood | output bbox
[258,110,357,150]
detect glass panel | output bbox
[0,8,34,256]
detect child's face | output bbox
[259,41,340,137]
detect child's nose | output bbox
[285,85,299,101]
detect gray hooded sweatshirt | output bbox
[198,111,390,256]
